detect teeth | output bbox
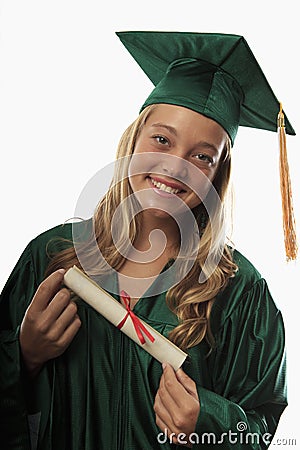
[150,178,181,194]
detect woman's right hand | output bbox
[20,269,81,377]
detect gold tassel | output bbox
[277,103,298,261]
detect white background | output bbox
[0,0,299,447]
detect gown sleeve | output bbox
[0,243,37,449]
[192,278,287,449]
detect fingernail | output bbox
[58,268,66,274]
[162,362,167,370]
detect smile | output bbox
[148,176,186,196]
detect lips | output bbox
[149,176,186,194]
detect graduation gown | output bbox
[0,221,287,449]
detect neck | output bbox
[133,210,180,258]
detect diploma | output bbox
[64,266,187,371]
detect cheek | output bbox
[128,150,161,180]
[199,165,219,182]
[185,168,217,205]
[133,136,151,155]
[128,174,144,193]
[188,195,202,209]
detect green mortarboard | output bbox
[116,31,295,145]
[117,31,298,261]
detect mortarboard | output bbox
[116,31,297,261]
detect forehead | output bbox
[144,104,228,147]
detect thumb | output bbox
[175,368,198,399]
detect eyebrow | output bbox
[195,140,219,155]
[150,122,219,155]
[151,122,178,136]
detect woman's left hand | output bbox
[154,363,200,447]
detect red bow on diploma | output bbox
[117,290,155,345]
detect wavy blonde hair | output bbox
[46,105,237,351]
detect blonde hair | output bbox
[46,105,237,351]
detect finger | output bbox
[155,413,177,444]
[52,301,79,337]
[158,370,181,412]
[157,379,195,436]
[154,391,175,431]
[43,288,71,322]
[27,289,71,336]
[30,269,66,312]
[154,392,179,443]
[155,411,182,446]
[56,315,81,352]
[160,363,186,407]
[175,368,198,399]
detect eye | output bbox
[152,135,170,146]
[193,153,214,165]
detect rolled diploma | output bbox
[64,266,187,371]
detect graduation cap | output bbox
[116,31,298,261]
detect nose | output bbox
[160,154,188,180]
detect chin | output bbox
[143,208,173,220]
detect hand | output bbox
[20,269,81,377]
[154,363,200,447]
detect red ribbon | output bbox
[117,290,155,345]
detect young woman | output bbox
[0,31,293,449]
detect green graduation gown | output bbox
[0,221,287,449]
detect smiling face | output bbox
[128,104,229,217]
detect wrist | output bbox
[21,353,43,378]
[20,341,44,378]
